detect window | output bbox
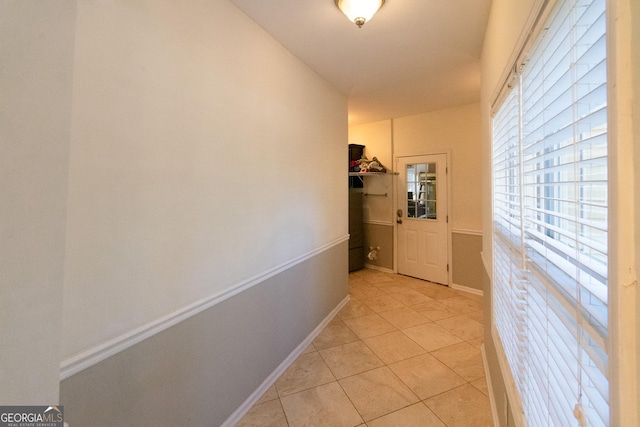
[405,162,437,219]
[491,0,609,425]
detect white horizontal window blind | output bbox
[493,82,528,394]
[492,0,609,425]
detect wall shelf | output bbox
[348,171,395,188]
[348,172,386,177]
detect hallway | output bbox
[238,269,492,426]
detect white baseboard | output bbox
[221,295,351,427]
[363,263,394,274]
[363,220,394,227]
[450,282,484,296]
[481,344,500,427]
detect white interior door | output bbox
[396,154,449,284]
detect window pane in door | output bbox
[406,163,436,219]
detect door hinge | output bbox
[447,264,449,272]
[446,215,449,223]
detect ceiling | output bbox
[229,0,494,125]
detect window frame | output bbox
[490,0,611,425]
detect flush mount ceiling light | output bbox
[335,0,385,28]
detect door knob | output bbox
[397,219,403,224]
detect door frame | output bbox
[393,151,453,287]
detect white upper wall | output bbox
[394,103,483,232]
[0,0,76,404]
[61,0,347,360]
[633,3,640,417]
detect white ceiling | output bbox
[229,0,493,125]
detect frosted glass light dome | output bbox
[335,0,385,28]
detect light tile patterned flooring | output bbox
[237,269,492,427]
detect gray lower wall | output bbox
[452,232,483,291]
[60,241,348,427]
[362,227,483,291]
[363,223,393,271]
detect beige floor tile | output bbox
[338,299,376,320]
[378,307,431,329]
[402,323,463,352]
[373,282,410,292]
[343,313,397,339]
[362,273,395,285]
[411,300,462,321]
[466,309,484,324]
[301,343,316,355]
[369,272,400,287]
[454,291,484,305]
[364,331,427,364]
[367,402,446,427]
[312,320,360,350]
[359,294,406,313]
[389,289,435,306]
[415,284,459,300]
[280,382,364,427]
[401,276,433,286]
[339,367,419,421]
[430,342,485,381]
[236,399,288,427]
[424,384,493,427]
[256,384,279,404]
[348,281,367,291]
[400,279,435,289]
[242,269,494,427]
[466,336,485,349]
[319,341,384,379]
[471,376,489,396]
[389,353,466,400]
[349,285,387,299]
[377,284,410,294]
[435,315,484,340]
[349,277,369,287]
[439,296,484,313]
[275,352,335,397]
[352,268,383,278]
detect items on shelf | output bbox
[355,155,387,173]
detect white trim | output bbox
[446,152,453,288]
[451,228,483,236]
[221,295,350,427]
[480,250,492,281]
[450,283,483,296]
[607,0,638,424]
[59,235,350,380]
[481,344,500,427]
[491,325,527,427]
[363,264,394,274]
[363,220,394,227]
